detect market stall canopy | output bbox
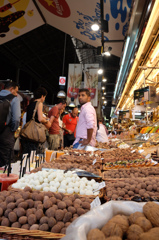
[36,0,132,57]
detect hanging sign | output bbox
[59,76,66,86]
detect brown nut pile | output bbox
[87,202,159,240]
[0,187,91,234]
[105,177,159,200]
[101,149,143,163]
[31,155,102,175]
[103,167,159,179]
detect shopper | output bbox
[63,107,79,147]
[0,81,21,167]
[96,119,109,143]
[73,89,97,148]
[21,87,53,156]
[48,98,66,150]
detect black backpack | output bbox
[0,94,15,133]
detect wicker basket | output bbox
[0,226,64,240]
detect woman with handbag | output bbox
[21,87,53,157]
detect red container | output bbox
[0,173,19,191]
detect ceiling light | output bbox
[102,96,105,99]
[57,90,66,98]
[102,78,107,82]
[91,19,100,31]
[103,51,111,56]
[102,86,105,90]
[98,69,103,74]
[104,100,107,104]
[104,92,106,95]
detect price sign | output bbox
[145,153,151,159]
[131,150,136,153]
[93,182,106,192]
[90,196,101,209]
[59,76,66,85]
[92,159,96,165]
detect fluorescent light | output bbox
[102,78,107,82]
[151,48,159,63]
[113,36,130,99]
[98,69,103,74]
[153,69,159,79]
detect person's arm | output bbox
[10,97,21,132]
[80,129,93,146]
[37,103,53,128]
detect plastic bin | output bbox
[0,173,19,191]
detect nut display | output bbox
[0,189,91,234]
[12,170,100,196]
[103,167,159,179]
[87,202,159,240]
[104,177,159,200]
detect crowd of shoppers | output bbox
[0,84,109,167]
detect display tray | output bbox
[0,226,65,240]
[8,185,103,199]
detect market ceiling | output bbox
[0,0,146,119]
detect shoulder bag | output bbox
[20,102,46,143]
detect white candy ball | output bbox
[86,185,92,191]
[57,175,63,182]
[80,189,85,195]
[44,178,49,183]
[50,181,55,186]
[58,188,66,193]
[54,182,60,188]
[50,186,57,192]
[74,182,80,187]
[86,190,93,195]
[43,187,50,192]
[68,182,74,188]
[42,183,49,188]
[67,188,74,194]
[74,187,79,193]
[34,185,42,190]
[38,176,44,183]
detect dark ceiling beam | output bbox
[20,38,55,76]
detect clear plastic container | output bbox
[0,173,19,191]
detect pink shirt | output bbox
[74,102,97,146]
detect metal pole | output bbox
[100,0,104,52]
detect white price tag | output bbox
[93,181,106,192]
[90,196,101,209]
[150,159,158,165]
[145,153,151,159]
[93,159,97,165]
[138,150,144,154]
[131,150,136,153]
